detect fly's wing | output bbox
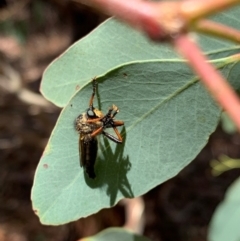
[79,134,98,179]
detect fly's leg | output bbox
[102,129,123,143]
[90,126,103,138]
[89,77,97,110]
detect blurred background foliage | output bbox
[0,0,240,241]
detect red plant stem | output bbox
[75,0,160,36]
[194,20,240,43]
[77,0,240,40]
[174,34,240,130]
[75,0,183,40]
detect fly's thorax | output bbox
[75,112,103,134]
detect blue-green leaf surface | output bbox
[32,58,240,224]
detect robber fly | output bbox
[75,77,124,178]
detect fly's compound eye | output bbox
[87,109,96,118]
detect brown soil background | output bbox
[1,1,240,241]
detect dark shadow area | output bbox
[84,127,134,205]
[102,127,134,205]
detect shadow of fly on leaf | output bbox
[84,126,134,206]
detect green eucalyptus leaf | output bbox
[81,228,151,241]
[40,18,178,107]
[41,6,240,107]
[208,177,240,241]
[32,58,240,225]
[33,3,240,225]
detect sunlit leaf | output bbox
[32,59,240,224]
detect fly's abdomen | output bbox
[80,135,98,179]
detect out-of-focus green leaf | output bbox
[41,6,240,107]
[81,228,151,241]
[32,58,240,225]
[208,177,240,241]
